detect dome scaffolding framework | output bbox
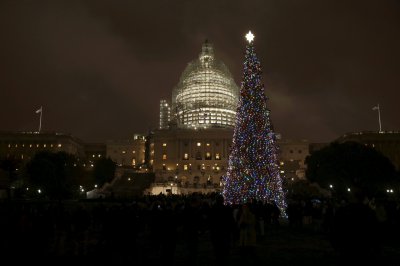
[172,41,239,129]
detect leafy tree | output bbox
[305,141,399,198]
[26,151,84,199]
[93,157,116,187]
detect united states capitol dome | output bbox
[172,40,239,129]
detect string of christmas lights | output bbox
[222,32,287,217]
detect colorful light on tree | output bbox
[223,31,287,216]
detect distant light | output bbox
[26,187,29,191]
[329,184,333,188]
[38,189,41,194]
[170,183,173,186]
[94,184,98,188]
[347,188,351,192]
[128,178,131,181]
[245,31,255,43]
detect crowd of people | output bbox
[0,192,399,265]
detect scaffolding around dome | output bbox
[171,40,239,129]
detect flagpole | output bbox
[39,106,42,133]
[36,106,42,133]
[377,104,382,133]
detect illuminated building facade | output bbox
[0,131,85,161]
[148,128,233,194]
[106,134,146,167]
[159,100,171,130]
[150,40,239,194]
[278,139,310,181]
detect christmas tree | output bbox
[222,31,287,216]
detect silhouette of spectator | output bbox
[182,194,202,265]
[330,188,381,265]
[238,204,257,251]
[270,201,281,228]
[209,194,235,264]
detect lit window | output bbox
[132,150,136,154]
[29,144,32,148]
[163,154,167,160]
[206,143,210,146]
[36,144,39,148]
[184,165,188,170]
[132,159,136,166]
[43,144,46,148]
[162,164,166,170]
[215,153,221,160]
[122,151,126,154]
[92,155,95,158]
[206,152,211,160]
[50,144,53,147]
[8,144,10,148]
[58,144,62,148]
[98,154,101,158]
[183,153,189,160]
[163,143,167,147]
[197,142,201,147]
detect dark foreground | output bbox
[1,196,399,266]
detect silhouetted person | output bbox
[182,194,202,265]
[209,194,235,265]
[330,189,381,265]
[238,204,257,253]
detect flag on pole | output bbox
[36,107,42,113]
[372,105,379,111]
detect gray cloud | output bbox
[0,0,399,142]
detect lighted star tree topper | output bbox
[223,31,287,216]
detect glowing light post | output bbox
[36,106,43,133]
[372,104,382,133]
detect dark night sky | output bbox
[1,0,399,143]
